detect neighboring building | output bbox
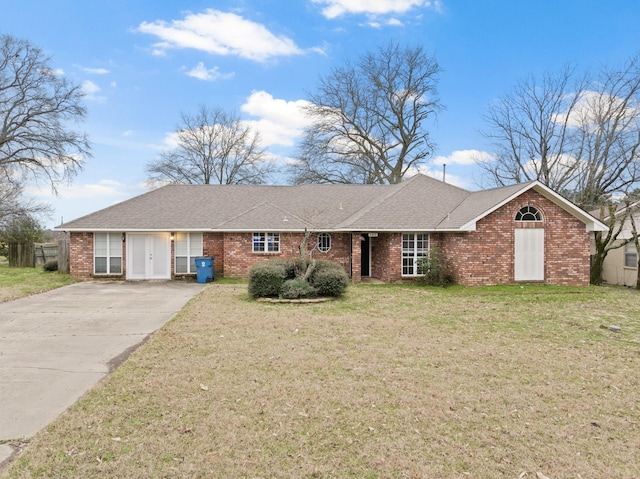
[56,174,607,286]
[593,201,640,287]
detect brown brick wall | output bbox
[440,190,590,286]
[203,232,224,279]
[371,233,403,282]
[69,231,126,281]
[70,232,93,280]
[222,232,352,279]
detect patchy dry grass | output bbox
[4,283,640,478]
[0,264,74,303]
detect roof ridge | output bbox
[335,177,419,229]
[215,200,318,229]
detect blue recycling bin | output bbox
[195,257,214,283]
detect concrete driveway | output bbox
[0,281,204,465]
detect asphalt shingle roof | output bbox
[57,174,541,232]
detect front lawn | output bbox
[4,283,640,478]
[0,264,75,303]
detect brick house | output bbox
[57,174,606,286]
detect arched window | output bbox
[317,233,331,252]
[515,205,542,222]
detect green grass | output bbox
[0,263,75,303]
[4,283,640,478]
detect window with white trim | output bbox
[402,233,429,276]
[253,232,280,253]
[175,232,203,274]
[515,205,542,221]
[624,242,637,268]
[94,233,122,274]
[317,233,331,253]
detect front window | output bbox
[175,233,203,274]
[253,232,280,253]
[625,242,637,268]
[317,233,331,253]
[402,233,429,276]
[94,233,122,274]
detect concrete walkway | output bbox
[0,281,204,467]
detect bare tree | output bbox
[479,66,586,190]
[0,179,50,231]
[0,34,90,190]
[480,54,640,284]
[146,106,274,186]
[290,42,442,185]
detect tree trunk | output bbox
[590,250,605,285]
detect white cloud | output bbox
[553,90,640,131]
[137,9,303,62]
[123,130,134,137]
[78,66,110,75]
[185,62,235,81]
[410,165,473,189]
[81,80,101,95]
[432,149,494,166]
[81,80,106,102]
[313,0,442,19]
[240,90,313,147]
[25,179,127,200]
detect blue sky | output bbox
[2,0,639,228]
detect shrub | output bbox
[43,260,58,272]
[310,265,349,297]
[280,279,318,299]
[415,247,455,287]
[296,260,348,297]
[249,258,349,299]
[248,261,287,298]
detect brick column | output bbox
[351,233,361,284]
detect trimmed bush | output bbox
[415,247,455,287]
[248,261,287,298]
[280,279,318,299]
[43,260,58,272]
[309,260,349,297]
[249,258,348,299]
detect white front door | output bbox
[514,228,544,281]
[126,233,171,280]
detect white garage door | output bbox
[514,228,544,281]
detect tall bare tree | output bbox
[146,106,273,186]
[290,42,442,185]
[479,66,586,190]
[0,34,90,190]
[480,54,640,284]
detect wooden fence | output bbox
[8,242,35,268]
[34,243,59,265]
[7,239,70,272]
[57,239,70,273]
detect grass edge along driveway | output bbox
[4,283,640,478]
[0,264,74,303]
